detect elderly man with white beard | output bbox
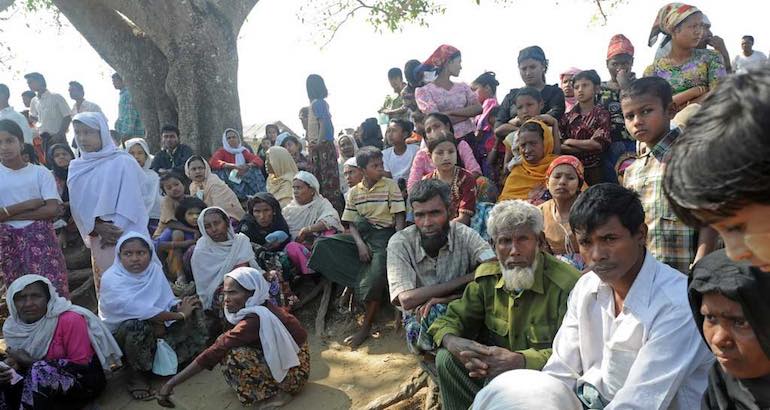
[426,199,581,410]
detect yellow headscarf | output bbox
[498,119,559,202]
[266,146,299,208]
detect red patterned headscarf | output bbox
[607,34,635,60]
[648,3,701,47]
[424,44,461,69]
[546,155,585,184]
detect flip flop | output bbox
[127,384,156,401]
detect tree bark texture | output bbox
[51,0,258,154]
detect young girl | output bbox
[559,70,611,185]
[423,133,477,225]
[47,143,78,248]
[276,132,310,172]
[154,172,192,238]
[125,138,162,233]
[406,113,481,191]
[155,196,206,289]
[305,74,345,215]
[184,155,245,221]
[383,119,419,184]
[0,120,70,297]
[470,71,500,179]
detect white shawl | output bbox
[282,171,343,238]
[224,267,300,382]
[222,128,246,166]
[3,275,123,372]
[67,112,149,244]
[191,207,257,309]
[124,138,162,219]
[98,232,179,332]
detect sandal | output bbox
[127,384,156,401]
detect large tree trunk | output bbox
[51,0,258,155]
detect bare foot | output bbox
[343,326,371,349]
[257,392,293,409]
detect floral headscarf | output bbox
[648,3,701,47]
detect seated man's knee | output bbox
[472,369,581,410]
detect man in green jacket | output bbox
[428,200,580,410]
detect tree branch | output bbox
[594,0,608,23]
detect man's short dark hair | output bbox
[387,67,403,80]
[408,179,451,209]
[356,146,383,169]
[21,90,35,99]
[569,183,645,236]
[68,81,84,92]
[664,68,770,226]
[743,35,755,44]
[0,84,9,99]
[24,72,46,88]
[112,72,122,80]
[620,77,673,109]
[160,124,180,136]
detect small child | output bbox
[621,77,714,273]
[154,196,205,288]
[559,69,611,185]
[378,67,408,122]
[470,71,500,179]
[309,147,406,348]
[383,119,419,185]
[342,157,364,197]
[154,171,194,238]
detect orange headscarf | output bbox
[498,119,559,202]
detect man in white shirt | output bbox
[471,184,713,410]
[25,72,71,141]
[68,81,102,115]
[733,35,768,74]
[0,84,33,144]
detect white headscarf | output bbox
[224,267,300,382]
[282,171,343,238]
[222,128,246,166]
[191,207,258,309]
[336,133,359,165]
[3,275,123,372]
[124,138,162,219]
[98,232,179,332]
[67,112,149,243]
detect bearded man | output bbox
[427,199,580,410]
[388,179,496,355]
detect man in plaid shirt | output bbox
[620,77,715,273]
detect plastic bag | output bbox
[152,338,178,376]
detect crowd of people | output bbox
[0,2,769,409]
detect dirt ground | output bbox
[94,309,423,410]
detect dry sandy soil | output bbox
[94,312,422,410]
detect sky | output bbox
[0,0,767,139]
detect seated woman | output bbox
[47,143,79,248]
[0,275,122,409]
[155,196,206,293]
[282,171,344,276]
[689,250,770,409]
[158,267,310,408]
[99,232,207,401]
[276,132,311,172]
[422,133,477,226]
[538,155,585,270]
[154,171,193,238]
[209,128,266,200]
[407,112,482,191]
[125,138,162,233]
[498,119,559,205]
[645,4,726,111]
[266,146,299,208]
[184,155,245,221]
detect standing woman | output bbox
[125,138,162,233]
[0,120,70,297]
[266,146,299,208]
[209,128,266,200]
[644,3,726,110]
[305,74,344,215]
[67,112,148,293]
[415,45,482,141]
